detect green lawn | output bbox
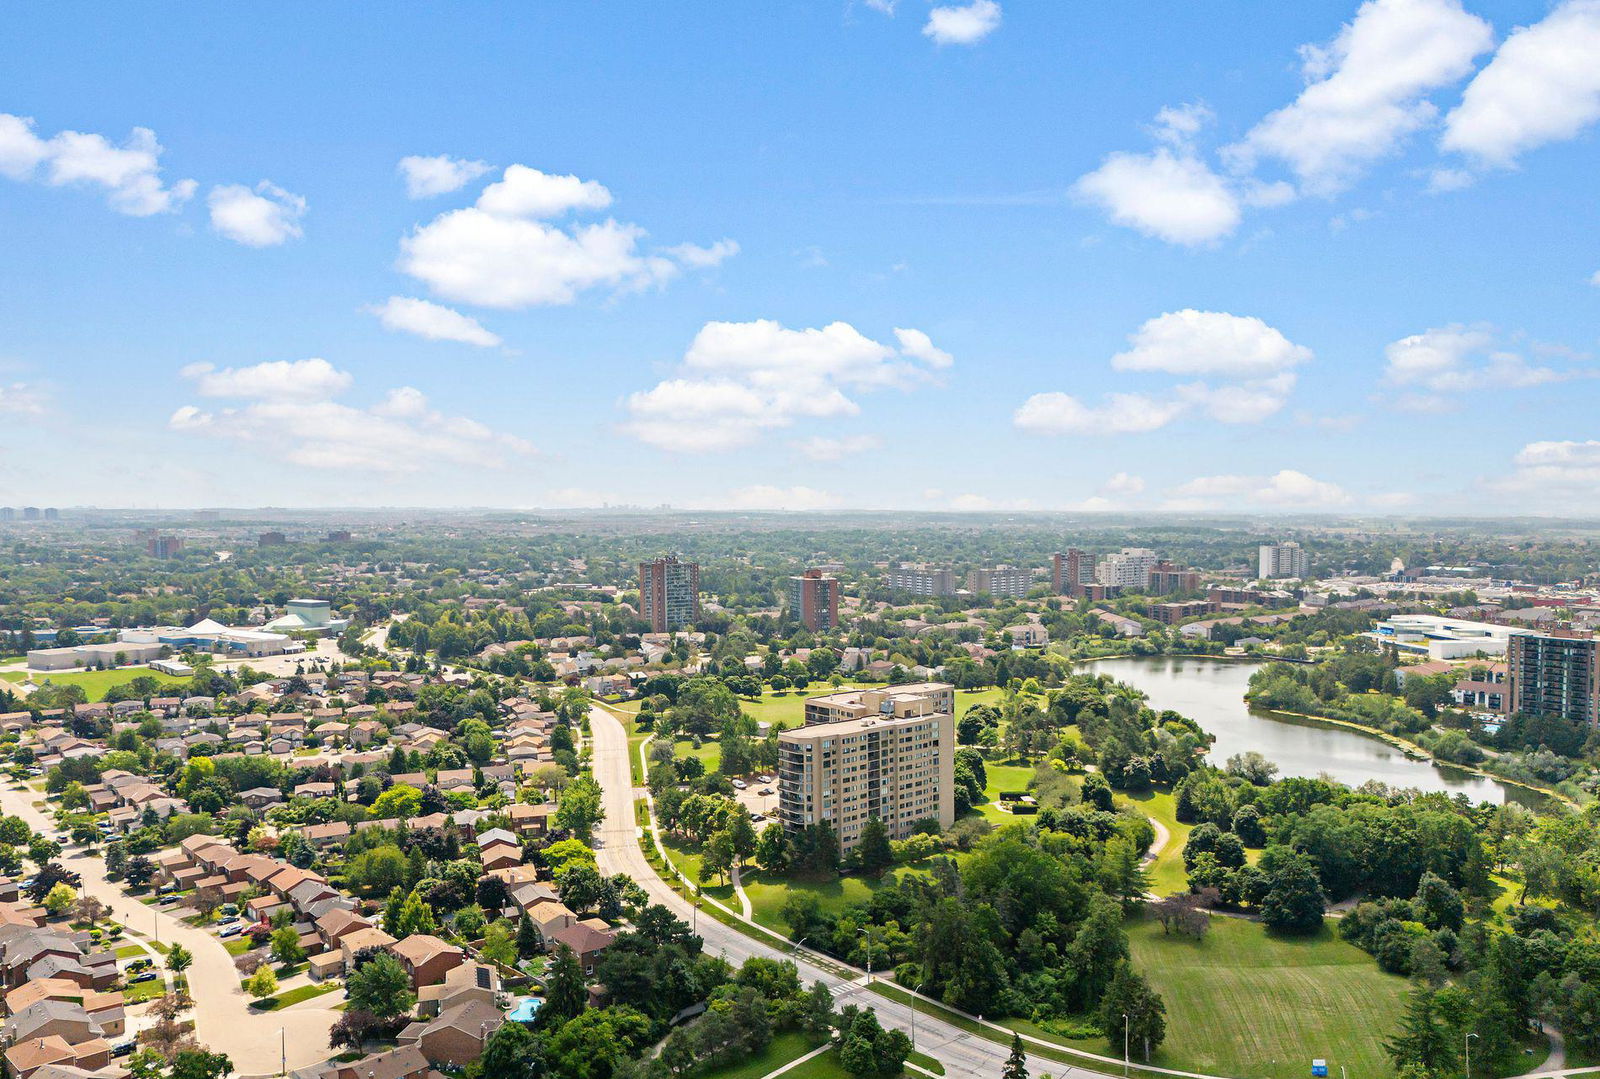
[779,1048,860,1079]
[116,944,148,959]
[1117,789,1192,896]
[250,982,342,1011]
[691,1031,828,1079]
[740,863,937,936]
[2,666,190,701]
[1127,915,1408,1079]
[674,736,722,771]
[121,977,169,1004]
[972,759,1040,824]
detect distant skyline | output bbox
[2,2,1598,514]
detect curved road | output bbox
[0,783,338,1076]
[588,706,1235,1079]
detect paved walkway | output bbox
[0,783,338,1075]
[730,864,754,919]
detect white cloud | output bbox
[1099,472,1146,496]
[623,320,952,452]
[398,163,731,309]
[1111,309,1312,377]
[720,486,842,512]
[398,154,492,199]
[1167,469,1352,509]
[0,113,195,215]
[1151,103,1214,149]
[946,493,1037,512]
[366,296,502,348]
[1590,269,1600,287]
[1013,391,1188,436]
[1383,325,1585,403]
[1017,309,1308,435]
[476,165,612,218]
[863,0,898,12]
[1229,0,1493,195]
[1441,0,1600,167]
[892,327,954,369]
[0,382,45,416]
[664,239,740,268]
[1489,440,1600,501]
[180,357,353,400]
[207,181,307,246]
[793,434,882,461]
[923,0,1001,45]
[1073,148,1241,245]
[170,359,534,475]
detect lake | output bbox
[1086,655,1528,805]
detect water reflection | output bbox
[1086,656,1526,806]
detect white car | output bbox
[731,779,747,790]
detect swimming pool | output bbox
[508,996,542,1023]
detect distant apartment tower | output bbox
[1259,542,1309,580]
[639,555,700,632]
[1148,561,1200,595]
[1053,549,1091,596]
[259,531,288,546]
[789,569,841,631]
[326,530,353,542]
[967,566,1034,599]
[42,508,58,520]
[0,507,12,521]
[21,507,40,520]
[777,682,955,850]
[885,564,957,597]
[147,535,185,559]
[1096,548,1158,589]
[1507,630,1600,726]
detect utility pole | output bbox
[1123,1013,1130,1079]
[1466,1031,1478,1079]
[911,982,927,1051]
[858,927,873,984]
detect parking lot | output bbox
[729,774,780,824]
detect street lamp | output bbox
[857,927,873,984]
[278,1027,285,1077]
[1123,1013,1130,1079]
[1465,1032,1478,1079]
[910,981,928,1051]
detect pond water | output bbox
[1085,655,1531,805]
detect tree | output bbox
[44,881,78,917]
[1099,964,1166,1062]
[835,1005,911,1078]
[554,775,605,842]
[245,963,279,999]
[857,817,893,876]
[1003,1033,1029,1079]
[123,855,156,890]
[72,894,108,926]
[271,925,306,967]
[371,784,423,820]
[170,1049,232,1079]
[481,1019,542,1079]
[1386,989,1456,1076]
[27,862,81,903]
[540,944,587,1029]
[755,823,791,874]
[345,952,415,1018]
[517,913,543,959]
[166,944,194,977]
[1260,852,1327,934]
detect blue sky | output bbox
[2,0,1598,513]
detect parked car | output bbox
[758,788,774,796]
[732,779,748,790]
[158,894,178,906]
[219,924,242,938]
[126,958,152,971]
[111,1043,136,1058]
[217,915,240,925]
[129,971,158,984]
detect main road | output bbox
[590,706,1093,1079]
[0,783,338,1077]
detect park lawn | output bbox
[674,736,722,771]
[1127,915,1407,1079]
[740,862,939,936]
[692,1031,828,1079]
[1,666,190,701]
[1117,788,1192,896]
[779,1048,859,1079]
[659,834,737,904]
[972,759,1041,825]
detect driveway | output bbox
[0,783,339,1075]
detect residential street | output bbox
[0,783,339,1077]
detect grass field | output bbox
[692,1031,828,1079]
[1127,915,1408,1079]
[2,666,190,701]
[1118,789,1192,895]
[741,861,939,935]
[250,982,341,1011]
[779,1048,857,1079]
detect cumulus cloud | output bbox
[1492,440,1600,498]
[0,113,196,215]
[170,357,534,474]
[1441,0,1600,167]
[207,181,307,246]
[1099,472,1146,496]
[622,320,953,452]
[1073,148,1241,245]
[398,154,492,199]
[923,0,1001,45]
[0,382,46,416]
[1383,325,1587,411]
[181,357,352,400]
[365,296,502,348]
[398,164,733,309]
[1229,0,1493,195]
[793,433,882,461]
[1016,310,1310,435]
[1167,469,1352,509]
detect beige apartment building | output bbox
[777,682,955,850]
